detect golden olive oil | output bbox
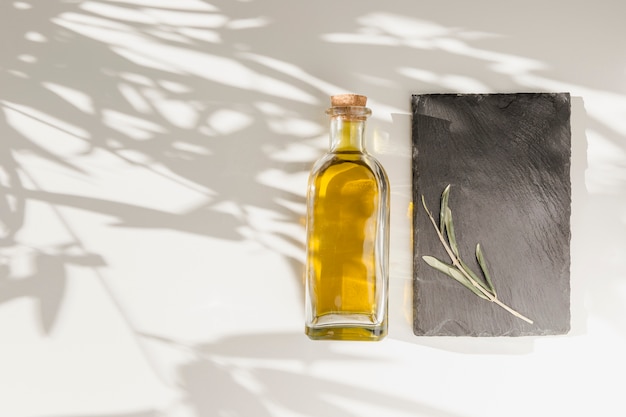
[305,96,389,341]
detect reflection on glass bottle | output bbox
[305,94,389,341]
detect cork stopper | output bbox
[330,94,367,107]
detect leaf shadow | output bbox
[149,332,471,417]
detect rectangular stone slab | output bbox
[412,93,571,336]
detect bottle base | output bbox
[305,325,387,341]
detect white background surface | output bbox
[1,1,625,416]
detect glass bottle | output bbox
[305,94,390,341]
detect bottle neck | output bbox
[329,118,366,152]
[326,106,371,153]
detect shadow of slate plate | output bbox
[412,93,571,337]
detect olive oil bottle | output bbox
[305,94,389,341]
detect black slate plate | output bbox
[412,93,571,336]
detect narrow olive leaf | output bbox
[444,207,459,257]
[422,256,490,300]
[439,184,451,232]
[476,243,497,296]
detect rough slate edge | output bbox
[411,93,572,337]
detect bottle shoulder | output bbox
[309,151,388,181]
